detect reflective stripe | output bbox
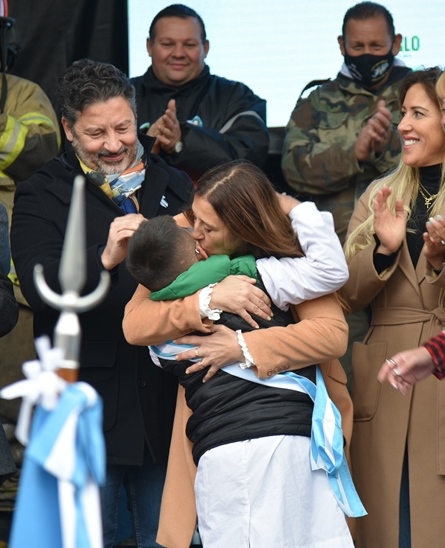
[0,115,28,171]
[0,111,59,172]
[18,111,57,128]
[8,258,19,286]
[218,110,264,134]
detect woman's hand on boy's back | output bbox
[210,275,272,328]
[175,324,244,382]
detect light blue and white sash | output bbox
[1,337,105,548]
[223,364,366,517]
[150,341,200,366]
[151,340,366,518]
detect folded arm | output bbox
[123,274,272,345]
[174,292,348,382]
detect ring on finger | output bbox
[441,240,445,245]
[195,347,200,359]
[386,357,397,368]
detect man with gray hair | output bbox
[11,58,193,548]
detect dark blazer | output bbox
[11,135,194,465]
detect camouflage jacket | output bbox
[281,64,411,242]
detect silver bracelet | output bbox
[236,329,255,369]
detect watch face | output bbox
[174,140,183,154]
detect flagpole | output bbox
[33,175,110,381]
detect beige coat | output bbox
[342,182,445,548]
[123,287,351,547]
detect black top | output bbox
[160,276,315,465]
[406,164,442,266]
[374,164,442,273]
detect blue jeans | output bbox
[100,450,167,548]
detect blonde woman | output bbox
[342,67,445,548]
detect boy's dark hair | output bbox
[126,216,195,291]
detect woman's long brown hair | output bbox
[193,161,303,259]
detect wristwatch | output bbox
[173,139,183,154]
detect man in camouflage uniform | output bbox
[281,1,411,391]
[281,1,411,244]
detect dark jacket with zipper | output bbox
[131,66,270,180]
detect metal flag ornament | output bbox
[1,175,110,548]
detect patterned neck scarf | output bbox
[77,141,145,213]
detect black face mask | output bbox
[344,49,394,88]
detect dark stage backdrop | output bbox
[8,0,129,113]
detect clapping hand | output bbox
[422,215,445,270]
[355,100,393,161]
[372,185,406,255]
[147,99,182,154]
